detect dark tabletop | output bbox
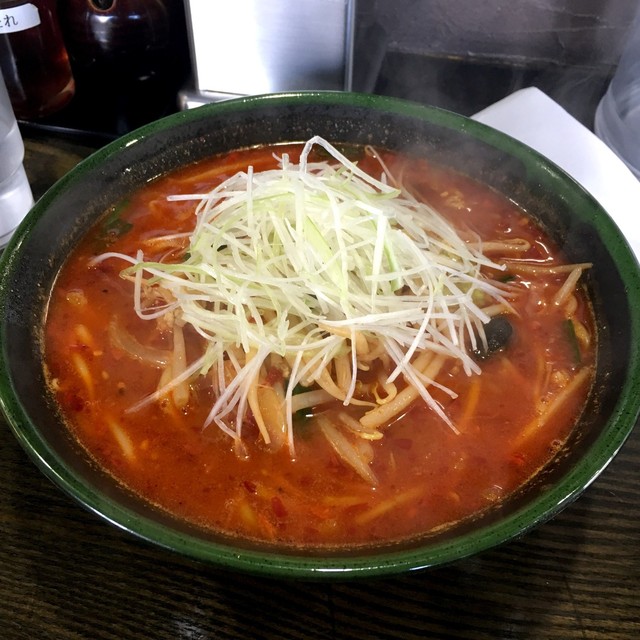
[0,131,638,640]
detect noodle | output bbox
[553,266,586,306]
[515,366,592,447]
[360,352,448,430]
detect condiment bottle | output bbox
[59,0,188,134]
[0,0,75,119]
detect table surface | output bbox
[0,132,638,640]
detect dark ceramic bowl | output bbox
[1,92,639,579]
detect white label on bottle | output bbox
[0,4,41,34]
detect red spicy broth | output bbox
[44,143,596,548]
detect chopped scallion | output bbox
[103,137,511,453]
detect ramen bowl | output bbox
[1,92,639,579]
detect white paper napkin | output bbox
[472,87,640,260]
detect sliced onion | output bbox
[108,318,171,366]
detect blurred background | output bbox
[1,0,637,144]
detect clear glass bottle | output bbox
[595,10,640,180]
[0,0,75,119]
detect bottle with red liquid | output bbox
[0,0,75,119]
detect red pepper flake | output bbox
[511,452,527,468]
[63,391,85,412]
[271,495,288,518]
[70,343,92,355]
[242,480,257,494]
[264,366,284,386]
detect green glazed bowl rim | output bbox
[1,91,640,579]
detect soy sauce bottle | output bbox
[58,0,189,135]
[0,0,75,119]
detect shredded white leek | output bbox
[102,136,510,455]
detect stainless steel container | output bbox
[181,0,356,107]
